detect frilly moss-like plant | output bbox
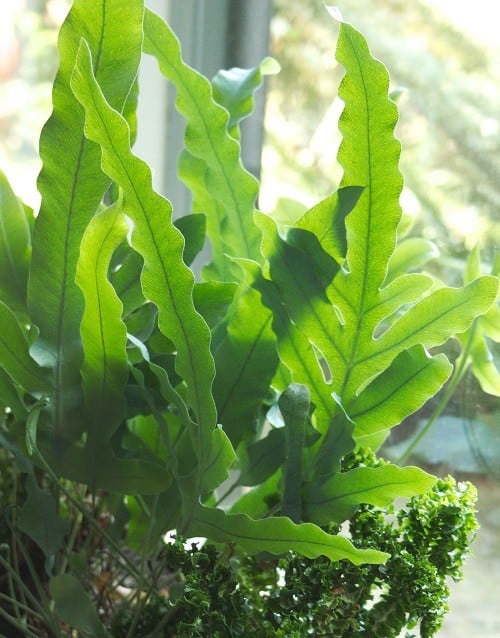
[109,473,478,638]
[0,0,497,636]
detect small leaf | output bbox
[303,464,436,525]
[17,475,70,560]
[174,213,206,266]
[50,573,110,638]
[296,186,363,266]
[212,57,280,136]
[387,237,439,281]
[0,300,53,395]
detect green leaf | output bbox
[279,383,310,522]
[27,0,144,440]
[37,431,171,494]
[17,475,70,560]
[458,247,500,396]
[303,465,436,525]
[75,200,129,485]
[111,245,145,317]
[0,170,31,312]
[212,57,280,137]
[71,40,217,492]
[349,346,453,443]
[212,285,279,446]
[187,504,388,565]
[0,367,27,420]
[295,186,363,266]
[202,427,236,494]
[50,573,111,638]
[387,237,439,281]
[0,300,53,395]
[193,282,236,329]
[174,213,206,266]
[143,9,262,281]
[230,471,281,518]
[237,428,286,487]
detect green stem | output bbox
[57,508,83,577]
[0,604,43,638]
[0,551,48,620]
[31,446,144,586]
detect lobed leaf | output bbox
[143,9,262,281]
[28,0,144,440]
[71,41,217,491]
[303,464,436,525]
[188,504,388,565]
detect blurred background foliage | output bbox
[262,0,500,267]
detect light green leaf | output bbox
[359,278,499,393]
[0,170,31,312]
[349,346,453,441]
[76,202,129,447]
[50,573,111,638]
[28,0,144,440]
[296,186,363,266]
[458,247,500,396]
[0,300,53,395]
[143,8,262,281]
[212,57,280,137]
[111,245,145,317]
[71,40,217,490]
[230,471,281,518]
[303,464,436,525]
[193,281,236,329]
[74,201,130,488]
[387,237,439,281]
[188,504,388,565]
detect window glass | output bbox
[0,1,70,208]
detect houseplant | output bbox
[0,0,497,635]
